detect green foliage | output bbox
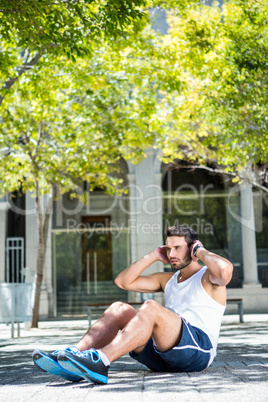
[0,0,151,103]
[0,0,148,51]
[2,0,267,193]
[158,0,268,178]
[0,0,218,103]
[0,30,172,197]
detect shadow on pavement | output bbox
[0,344,267,395]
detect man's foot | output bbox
[32,347,83,382]
[57,348,109,384]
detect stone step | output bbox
[56,290,128,316]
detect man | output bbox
[33,224,233,385]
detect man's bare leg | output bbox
[101,299,183,362]
[56,300,183,384]
[77,302,137,351]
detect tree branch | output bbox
[169,163,268,193]
[0,51,42,107]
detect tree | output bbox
[3,0,267,326]
[0,0,213,105]
[0,0,169,326]
[0,0,149,105]
[157,0,268,190]
[0,30,173,326]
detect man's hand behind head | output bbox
[190,240,204,262]
[154,246,170,264]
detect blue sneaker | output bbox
[32,347,83,382]
[57,348,109,384]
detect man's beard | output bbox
[170,254,192,271]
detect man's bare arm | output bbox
[192,241,233,286]
[114,246,170,293]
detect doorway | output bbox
[81,216,113,294]
[54,216,129,317]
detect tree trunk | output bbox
[31,182,55,328]
[31,272,43,328]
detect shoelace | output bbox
[78,349,101,363]
[52,346,79,356]
[65,347,80,354]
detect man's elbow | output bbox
[219,261,233,286]
[114,276,125,290]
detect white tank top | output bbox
[164,266,226,362]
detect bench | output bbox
[226,298,244,323]
[88,298,244,326]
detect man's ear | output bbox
[189,240,198,250]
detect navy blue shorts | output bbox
[129,317,213,372]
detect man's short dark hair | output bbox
[166,225,198,247]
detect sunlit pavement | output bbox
[0,314,268,402]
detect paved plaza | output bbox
[0,314,267,402]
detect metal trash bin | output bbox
[0,283,33,338]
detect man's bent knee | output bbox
[136,299,163,319]
[139,299,160,312]
[105,301,137,323]
[107,301,126,310]
[106,301,132,313]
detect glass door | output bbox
[53,217,129,317]
[81,216,112,295]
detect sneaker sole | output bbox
[58,354,108,384]
[33,350,82,382]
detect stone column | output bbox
[240,183,260,286]
[0,201,9,282]
[127,149,164,303]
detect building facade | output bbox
[1,149,268,318]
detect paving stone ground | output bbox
[0,314,267,402]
